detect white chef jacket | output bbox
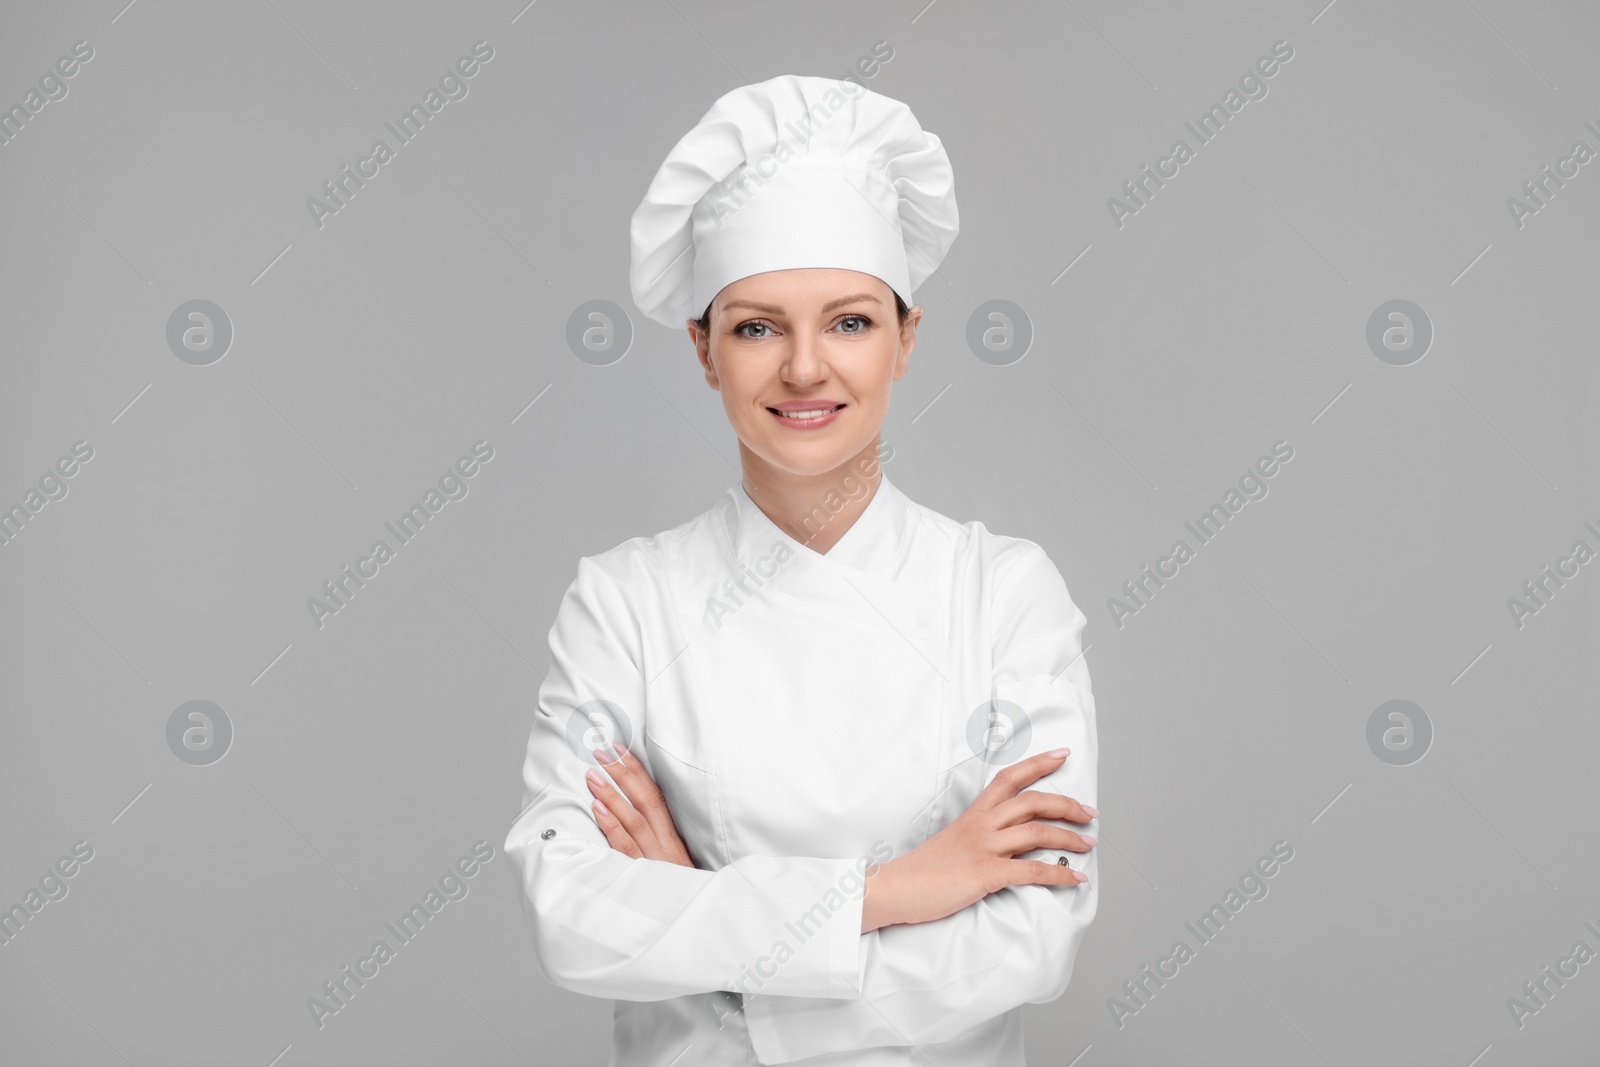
[505,471,1099,1066]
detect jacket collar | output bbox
[725,468,912,578]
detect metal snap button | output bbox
[541,828,556,839]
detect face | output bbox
[687,268,921,480]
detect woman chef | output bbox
[505,74,1100,1066]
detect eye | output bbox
[734,320,773,339]
[835,314,873,334]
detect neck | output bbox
[739,437,884,555]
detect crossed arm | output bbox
[505,543,1099,1061]
[583,740,1093,934]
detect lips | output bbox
[766,401,846,429]
[769,403,845,420]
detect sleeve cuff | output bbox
[743,858,867,1063]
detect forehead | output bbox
[715,268,891,311]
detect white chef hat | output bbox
[629,74,958,329]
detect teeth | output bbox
[777,406,840,419]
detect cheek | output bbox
[857,347,901,399]
[710,359,760,406]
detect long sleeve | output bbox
[743,543,1099,1063]
[504,554,868,1002]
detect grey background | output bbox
[2,1,1596,1064]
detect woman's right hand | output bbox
[861,748,1096,933]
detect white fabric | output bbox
[629,74,959,328]
[505,472,1099,1065]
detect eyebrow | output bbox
[720,292,885,316]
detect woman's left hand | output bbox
[585,744,696,867]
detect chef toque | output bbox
[629,74,959,329]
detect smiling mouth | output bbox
[769,404,845,421]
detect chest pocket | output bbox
[638,729,727,870]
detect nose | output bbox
[781,330,828,387]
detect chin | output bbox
[757,441,868,479]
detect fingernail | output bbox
[1083,805,1100,818]
[1076,871,1090,884]
[592,798,609,817]
[616,742,632,759]
[593,746,618,764]
[1081,834,1097,847]
[586,767,604,786]
[1047,747,1070,758]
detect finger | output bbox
[592,746,649,814]
[970,748,1071,812]
[992,789,1097,827]
[1001,857,1090,888]
[591,797,643,858]
[591,752,696,866]
[586,765,656,845]
[992,821,1097,857]
[603,744,680,845]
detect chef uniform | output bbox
[505,75,1099,1066]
